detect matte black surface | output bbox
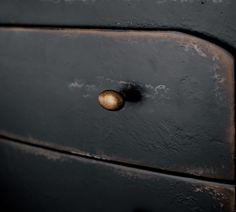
[0,28,234,180]
[0,138,234,212]
[0,0,236,50]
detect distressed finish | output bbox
[0,138,234,212]
[0,0,236,50]
[0,28,234,180]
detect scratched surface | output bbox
[0,0,236,50]
[0,138,234,212]
[0,28,234,180]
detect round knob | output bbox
[98,90,125,111]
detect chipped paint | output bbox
[68,77,170,100]
[193,184,235,210]
[184,166,219,178]
[183,43,207,57]
[193,44,207,57]
[68,80,85,88]
[212,62,226,100]
[68,79,98,98]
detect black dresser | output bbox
[0,1,235,211]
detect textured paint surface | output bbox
[0,138,234,212]
[0,28,234,180]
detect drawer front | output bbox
[0,138,234,212]
[0,0,236,50]
[0,28,234,180]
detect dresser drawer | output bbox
[1,0,236,51]
[0,28,234,180]
[0,138,234,212]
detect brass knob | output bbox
[98,90,125,111]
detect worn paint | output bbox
[193,184,235,210]
[0,130,99,160]
[68,77,170,100]
[0,28,234,180]
[0,138,234,212]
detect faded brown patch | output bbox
[194,184,235,211]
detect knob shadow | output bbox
[119,82,144,104]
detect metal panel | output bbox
[0,28,234,180]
